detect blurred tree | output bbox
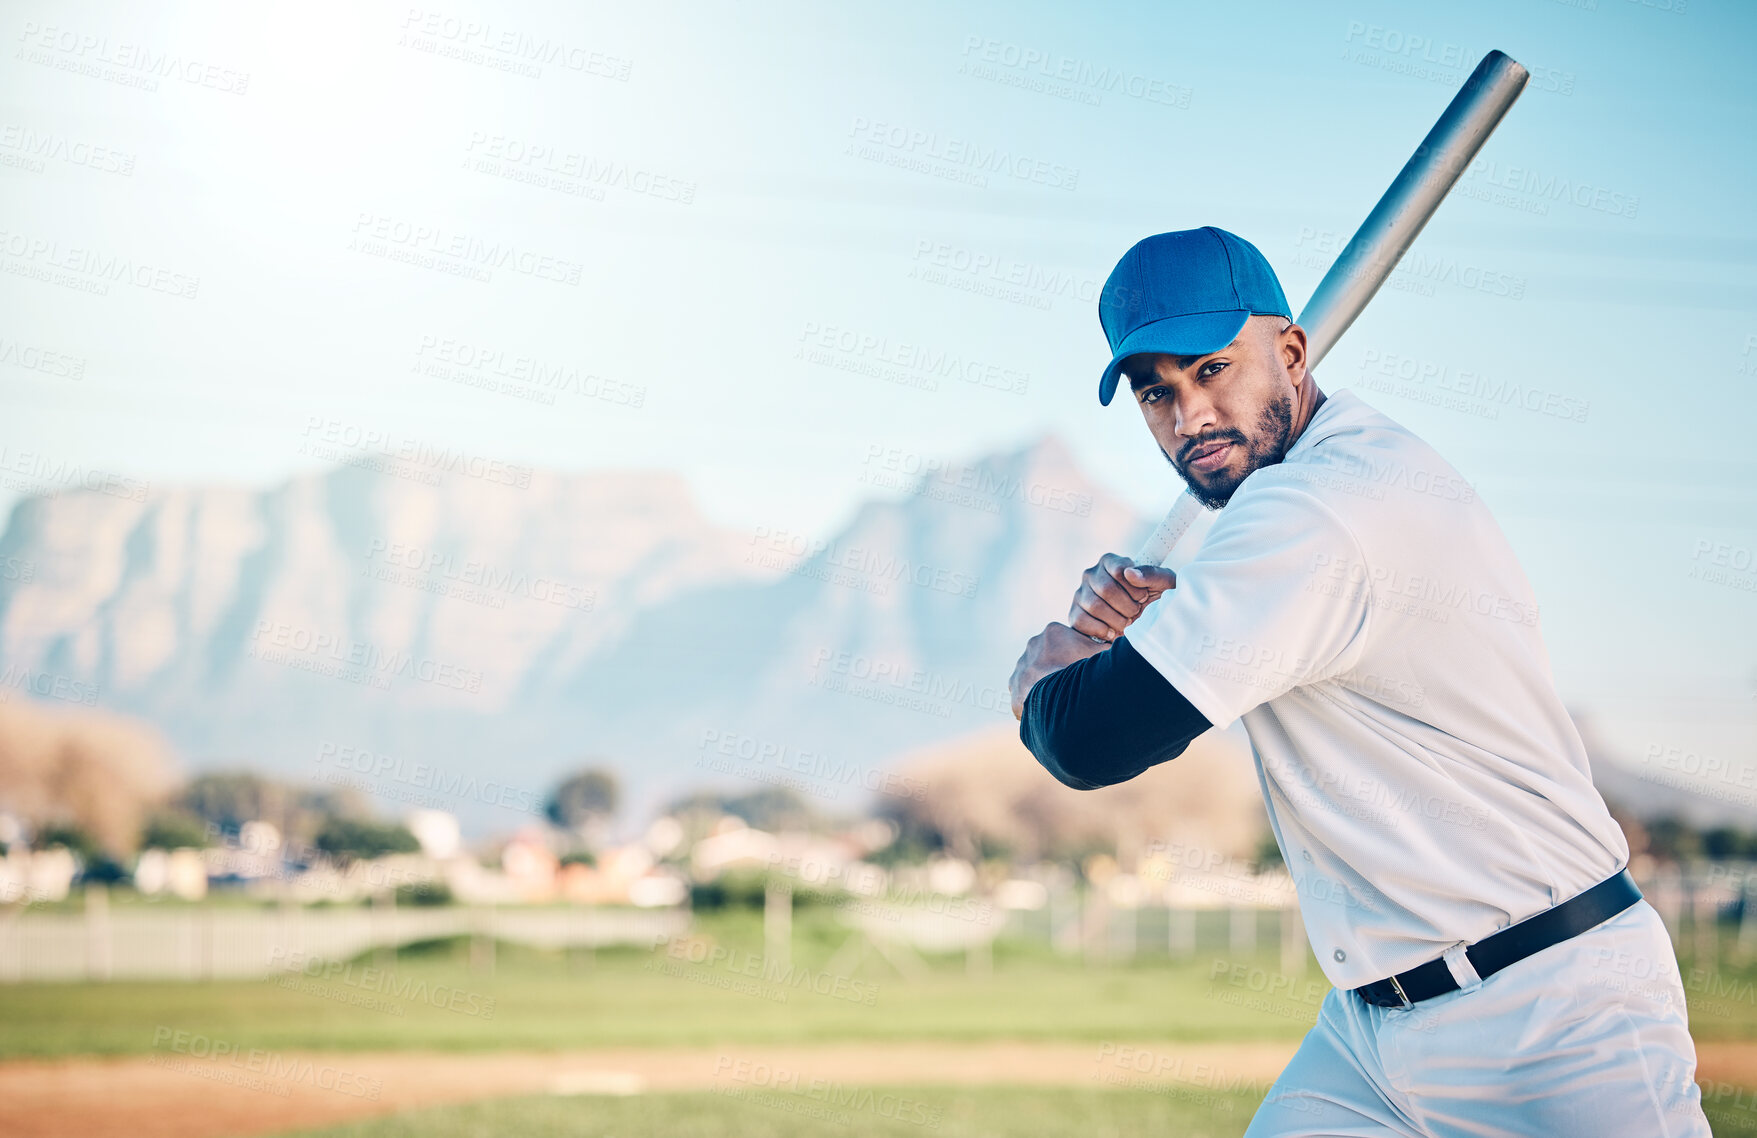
[689,867,769,911]
[1643,816,1700,863]
[718,787,815,831]
[665,786,818,833]
[313,817,420,863]
[869,795,947,866]
[0,701,178,856]
[37,822,100,862]
[545,767,620,830]
[394,880,453,906]
[1704,827,1743,860]
[140,810,211,850]
[1253,830,1286,872]
[179,771,367,846]
[180,772,285,832]
[37,822,127,883]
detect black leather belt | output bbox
[1353,869,1642,1009]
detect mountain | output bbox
[0,439,1732,839]
[0,438,1150,829]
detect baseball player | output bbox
[1008,227,1711,1136]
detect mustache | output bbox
[1175,429,1248,467]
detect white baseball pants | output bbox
[1244,899,1712,1137]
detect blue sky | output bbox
[2,0,1753,780]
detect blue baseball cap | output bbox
[1096,227,1292,406]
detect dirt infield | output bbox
[3,1041,1754,1138]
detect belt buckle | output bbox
[1388,973,1413,1009]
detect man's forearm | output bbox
[1018,636,1211,790]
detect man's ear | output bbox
[1281,322,1310,384]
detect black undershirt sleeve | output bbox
[1019,635,1212,791]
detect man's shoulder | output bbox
[1245,389,1480,516]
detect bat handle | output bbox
[1132,492,1205,568]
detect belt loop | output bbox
[1442,942,1482,993]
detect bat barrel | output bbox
[1297,50,1530,369]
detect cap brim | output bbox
[1098,310,1252,406]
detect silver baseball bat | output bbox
[1132,50,1530,568]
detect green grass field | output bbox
[269,1085,1264,1138]
[7,905,1757,1137]
[264,1086,1757,1138]
[0,908,1329,1057]
[4,907,1755,1059]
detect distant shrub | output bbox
[690,869,769,911]
[140,811,211,851]
[314,817,420,863]
[395,881,453,907]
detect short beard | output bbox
[1164,388,1296,510]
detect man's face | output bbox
[1125,316,1307,509]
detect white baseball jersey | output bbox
[1126,387,1629,990]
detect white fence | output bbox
[0,897,688,983]
[4,867,1752,983]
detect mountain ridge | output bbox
[0,436,1144,828]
